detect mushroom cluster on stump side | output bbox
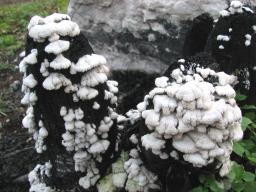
[20,13,120,191]
[128,58,243,191]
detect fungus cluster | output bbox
[28,162,53,192]
[33,120,48,154]
[20,13,119,191]
[121,148,159,191]
[100,111,160,192]
[136,59,243,176]
[96,149,159,192]
[19,3,249,190]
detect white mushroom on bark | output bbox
[137,60,243,176]
[20,13,120,191]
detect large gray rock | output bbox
[67,0,214,73]
[68,0,255,74]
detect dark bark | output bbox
[209,8,256,104]
[183,13,214,58]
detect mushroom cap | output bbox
[183,153,207,167]
[188,131,216,150]
[141,133,166,151]
[74,54,106,72]
[50,54,71,70]
[23,74,38,89]
[45,40,70,55]
[142,110,160,128]
[155,76,169,88]
[172,135,198,153]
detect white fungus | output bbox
[130,134,139,144]
[229,0,243,14]
[73,54,107,72]
[28,161,53,192]
[34,121,48,153]
[141,133,166,155]
[23,74,38,89]
[81,68,108,87]
[107,80,119,94]
[45,40,70,55]
[245,34,252,46]
[108,150,160,192]
[142,110,160,128]
[219,45,224,49]
[173,135,198,153]
[24,49,38,65]
[49,54,71,70]
[92,102,100,110]
[42,73,71,90]
[217,35,230,41]
[220,10,230,17]
[21,13,119,191]
[28,13,80,42]
[183,153,207,167]
[22,107,36,133]
[40,59,50,77]
[155,76,169,88]
[178,59,185,63]
[153,95,177,114]
[138,61,243,175]
[77,86,99,100]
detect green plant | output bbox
[191,175,223,192]
[233,93,256,165]
[227,162,256,192]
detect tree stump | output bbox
[132,59,243,191]
[20,13,120,191]
[209,1,256,104]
